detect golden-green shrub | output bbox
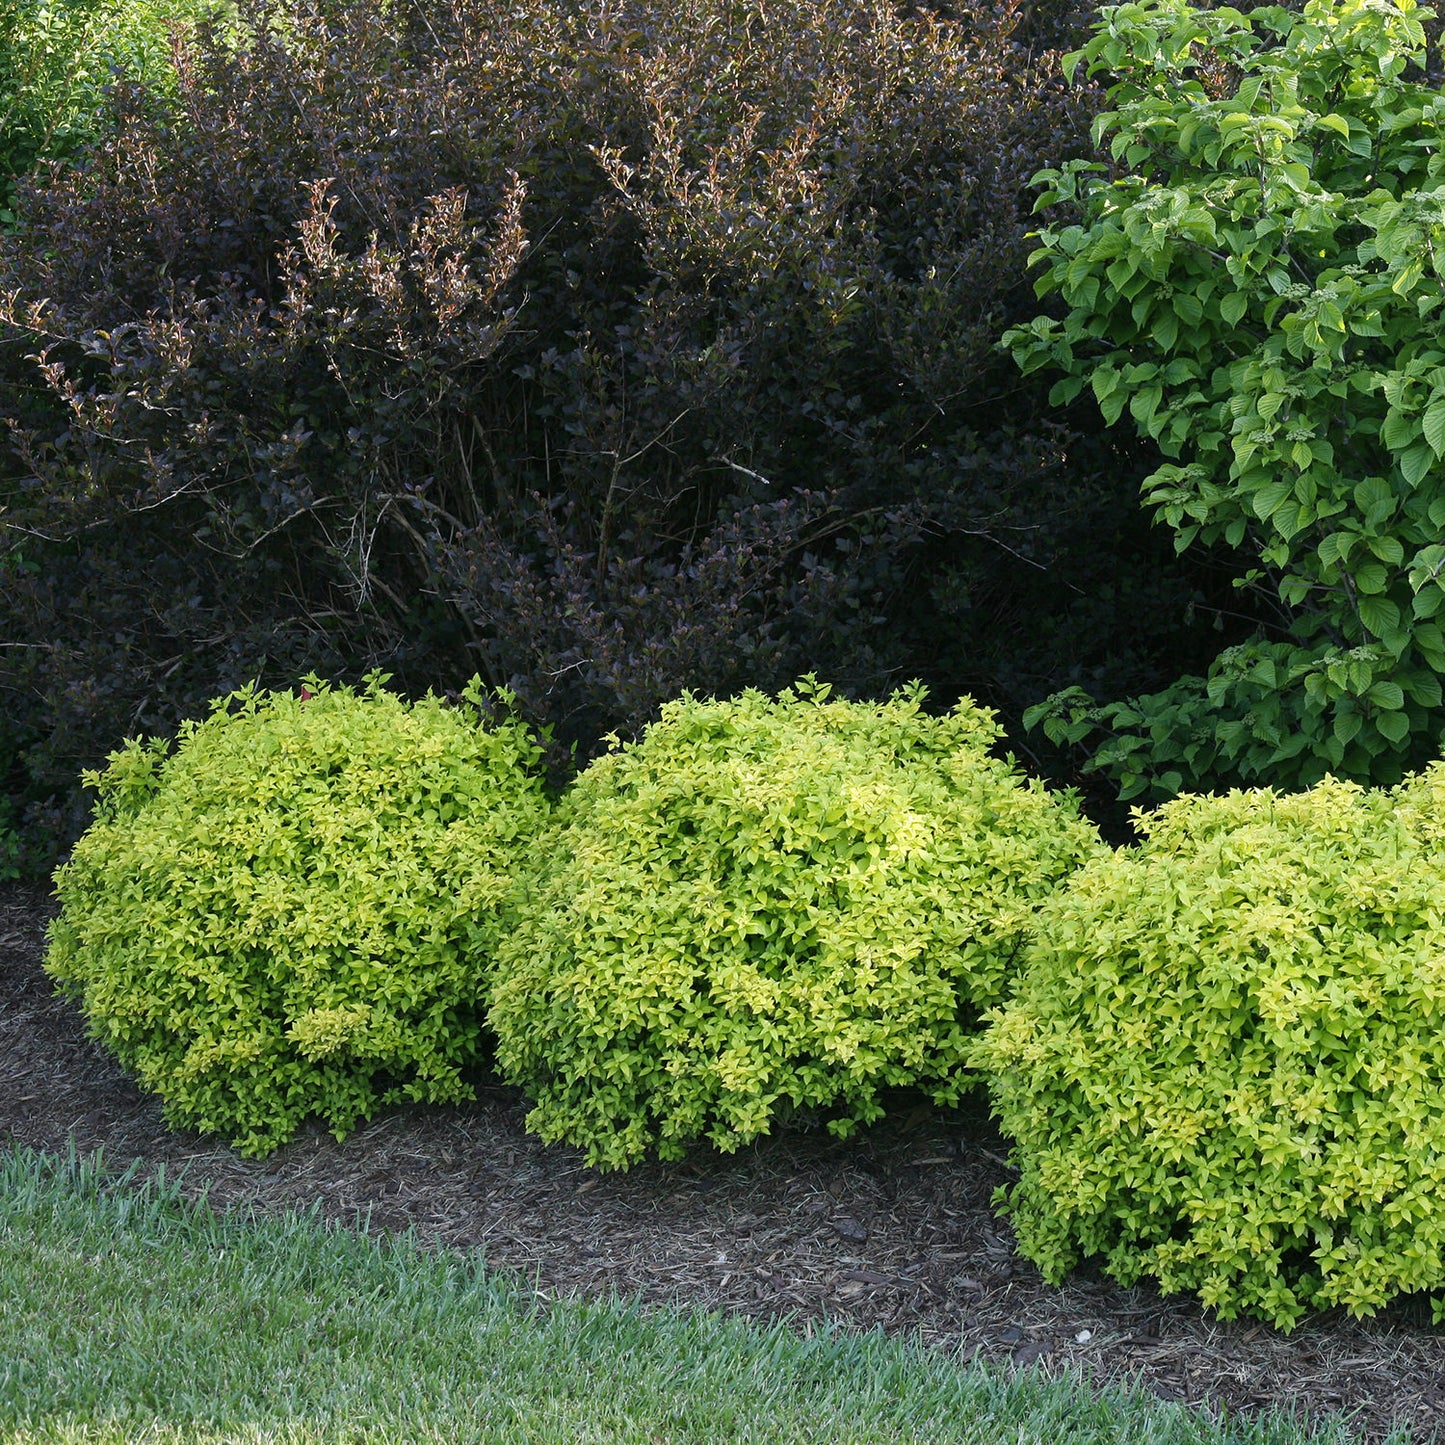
[1,0,208,225]
[489,680,1103,1170]
[972,775,1445,1330]
[45,676,550,1156]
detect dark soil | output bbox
[3,882,1442,1443]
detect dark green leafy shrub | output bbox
[971,775,1445,1329]
[0,0,1215,851]
[0,709,20,880]
[0,801,19,882]
[44,676,551,1156]
[1006,0,1445,800]
[489,681,1103,1171]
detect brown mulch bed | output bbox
[2,881,1442,1443]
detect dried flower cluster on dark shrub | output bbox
[0,0,1223,858]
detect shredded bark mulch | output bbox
[2,882,1442,1443]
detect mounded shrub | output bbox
[489,681,1104,1170]
[971,776,1445,1329]
[45,676,551,1156]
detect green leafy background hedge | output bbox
[1010,0,1445,798]
[0,0,209,222]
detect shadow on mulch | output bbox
[2,882,1441,1443]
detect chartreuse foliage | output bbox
[45,676,550,1157]
[971,774,1445,1330]
[1006,0,1445,800]
[488,681,1103,1171]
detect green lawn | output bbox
[0,1143,1399,1445]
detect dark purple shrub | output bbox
[0,0,1216,853]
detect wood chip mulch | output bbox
[2,882,1442,1442]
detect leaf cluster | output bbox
[1006,0,1445,799]
[972,775,1445,1328]
[488,681,1104,1170]
[44,676,552,1156]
